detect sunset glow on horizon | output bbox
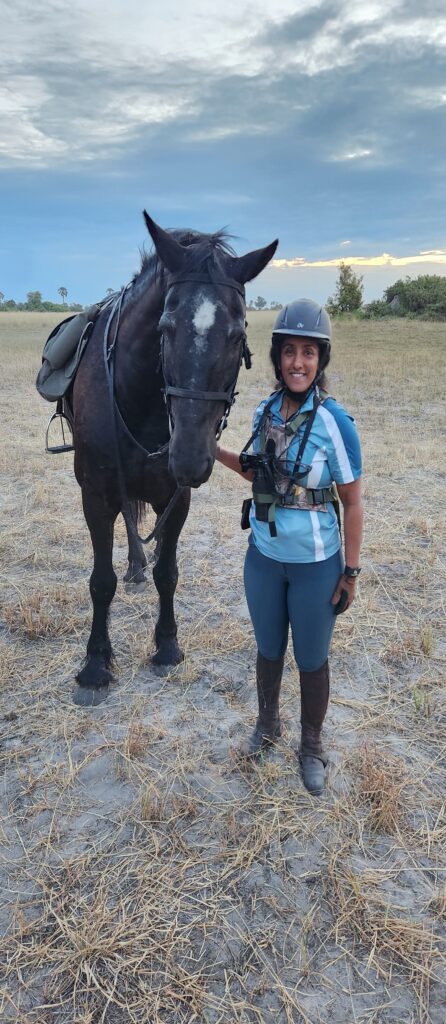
[272,250,446,271]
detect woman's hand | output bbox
[215,445,254,480]
[331,573,357,615]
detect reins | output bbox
[104,290,180,547]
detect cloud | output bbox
[1,0,446,172]
[1,0,445,306]
[331,147,373,162]
[272,250,446,269]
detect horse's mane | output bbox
[134,228,237,285]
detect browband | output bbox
[167,272,245,299]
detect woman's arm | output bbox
[331,476,364,612]
[337,477,363,567]
[215,445,254,482]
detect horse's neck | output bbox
[115,274,166,419]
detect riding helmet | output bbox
[270,298,332,380]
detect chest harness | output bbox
[239,388,339,537]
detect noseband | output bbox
[162,271,252,438]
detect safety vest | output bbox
[244,389,340,537]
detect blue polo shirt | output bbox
[248,389,362,563]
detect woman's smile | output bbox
[280,336,319,393]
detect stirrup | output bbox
[45,406,75,454]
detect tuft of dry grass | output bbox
[123,720,151,760]
[1,586,87,640]
[352,742,409,833]
[428,884,446,921]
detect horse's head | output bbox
[144,211,278,488]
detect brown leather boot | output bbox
[239,651,284,758]
[299,660,330,795]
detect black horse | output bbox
[72,212,278,705]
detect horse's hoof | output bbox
[123,567,147,587]
[124,579,147,594]
[151,641,184,666]
[76,661,114,689]
[72,684,110,707]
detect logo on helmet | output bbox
[296,322,304,328]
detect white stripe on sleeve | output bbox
[318,405,355,483]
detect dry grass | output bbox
[0,312,445,1023]
[324,851,445,1021]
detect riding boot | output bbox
[239,651,284,757]
[299,660,330,796]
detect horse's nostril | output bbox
[169,454,213,488]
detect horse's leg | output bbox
[74,491,118,706]
[151,487,191,666]
[122,503,148,586]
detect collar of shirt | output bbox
[270,388,316,424]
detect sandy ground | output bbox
[0,312,445,1023]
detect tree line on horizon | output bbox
[0,289,84,313]
[250,268,446,320]
[0,286,116,313]
[1,273,446,319]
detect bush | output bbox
[360,300,394,319]
[384,275,446,319]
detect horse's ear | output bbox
[143,211,186,274]
[231,239,279,284]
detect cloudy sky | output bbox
[1,0,445,306]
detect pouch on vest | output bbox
[241,497,252,530]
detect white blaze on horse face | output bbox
[193,296,217,352]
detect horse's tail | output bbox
[135,500,148,526]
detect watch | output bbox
[344,565,361,578]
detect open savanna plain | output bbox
[0,310,445,1024]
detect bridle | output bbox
[103,270,252,546]
[161,271,252,439]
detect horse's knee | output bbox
[90,568,117,605]
[153,560,178,594]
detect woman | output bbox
[215,299,363,796]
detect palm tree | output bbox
[58,286,68,306]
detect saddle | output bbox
[36,297,113,453]
[36,304,101,403]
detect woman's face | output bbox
[280,336,319,394]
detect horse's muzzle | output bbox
[169,451,214,488]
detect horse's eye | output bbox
[159,316,174,335]
[228,329,246,346]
